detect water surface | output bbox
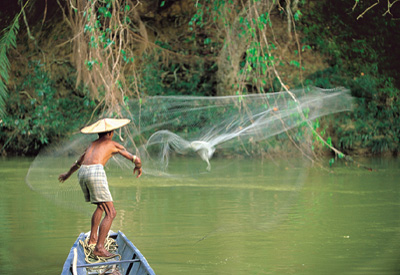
[1,157,399,274]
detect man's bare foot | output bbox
[93,247,116,258]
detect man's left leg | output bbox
[93,201,116,257]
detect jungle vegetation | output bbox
[0,0,399,157]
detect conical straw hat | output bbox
[81,118,130,134]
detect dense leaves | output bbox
[0,61,94,155]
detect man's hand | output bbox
[132,155,142,178]
[58,173,69,183]
[133,167,142,178]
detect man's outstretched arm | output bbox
[116,143,142,178]
[58,152,85,182]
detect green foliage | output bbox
[305,66,345,88]
[338,76,400,154]
[300,0,400,155]
[0,14,20,118]
[0,61,95,155]
[307,68,400,155]
[139,51,213,96]
[239,13,274,87]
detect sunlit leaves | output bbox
[294,10,302,21]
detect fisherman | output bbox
[58,118,142,258]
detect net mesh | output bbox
[25,87,353,213]
[124,87,353,173]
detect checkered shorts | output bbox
[77,164,113,203]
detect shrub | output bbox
[0,61,95,155]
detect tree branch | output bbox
[357,0,379,20]
[382,0,400,16]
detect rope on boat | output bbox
[79,234,121,264]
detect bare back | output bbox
[82,137,125,166]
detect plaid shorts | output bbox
[77,164,113,203]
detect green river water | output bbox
[1,156,399,274]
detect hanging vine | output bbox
[57,0,148,114]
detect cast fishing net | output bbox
[26,87,353,215]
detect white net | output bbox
[25,87,353,213]
[123,87,353,174]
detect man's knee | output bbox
[109,208,117,219]
[103,202,116,219]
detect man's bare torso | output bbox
[83,137,124,166]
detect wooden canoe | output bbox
[61,231,155,275]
